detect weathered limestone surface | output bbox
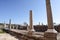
[9,19,11,29]
[28,10,35,35]
[44,0,57,40]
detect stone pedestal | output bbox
[28,31,33,36]
[28,29,35,36]
[44,29,57,40]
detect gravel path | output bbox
[0,33,18,40]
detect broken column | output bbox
[28,10,35,35]
[44,0,57,40]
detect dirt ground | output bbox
[0,33,18,40]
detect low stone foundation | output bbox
[3,29,58,40]
[3,29,47,40]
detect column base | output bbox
[28,29,35,36]
[44,29,57,40]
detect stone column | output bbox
[39,22,40,25]
[28,10,35,35]
[44,0,57,40]
[16,25,18,29]
[9,19,11,29]
[4,22,6,29]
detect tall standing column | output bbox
[44,0,57,40]
[28,10,35,35]
[9,19,11,29]
[46,0,53,29]
[30,10,33,30]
